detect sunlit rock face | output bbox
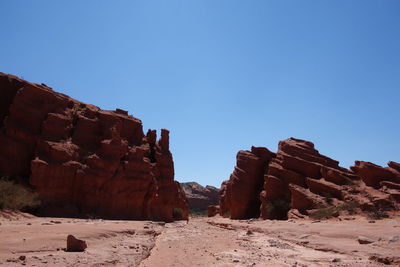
[220,137,400,220]
[0,72,188,221]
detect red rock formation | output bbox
[220,147,275,219]
[219,180,231,217]
[288,184,325,211]
[0,73,188,221]
[350,161,400,188]
[220,137,400,220]
[388,161,400,173]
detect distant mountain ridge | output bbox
[180,182,219,212]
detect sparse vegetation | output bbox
[368,206,389,220]
[189,210,207,217]
[340,201,358,215]
[309,206,339,220]
[172,207,184,220]
[309,201,359,220]
[321,192,334,204]
[0,178,40,211]
[263,196,291,220]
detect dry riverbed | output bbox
[1,211,399,266]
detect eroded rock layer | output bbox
[220,137,400,219]
[0,73,188,221]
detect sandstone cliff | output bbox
[220,138,400,220]
[180,182,219,212]
[0,73,188,221]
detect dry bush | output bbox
[309,201,359,220]
[173,207,184,220]
[309,206,339,220]
[0,178,40,211]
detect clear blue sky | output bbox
[1,1,399,187]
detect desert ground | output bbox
[1,211,399,266]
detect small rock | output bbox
[332,258,341,262]
[66,235,87,252]
[299,234,311,239]
[388,236,400,243]
[368,220,375,223]
[357,236,375,244]
[246,230,254,235]
[19,255,26,261]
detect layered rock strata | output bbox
[0,73,188,221]
[220,138,400,219]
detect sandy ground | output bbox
[1,211,400,266]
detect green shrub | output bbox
[0,178,40,211]
[189,210,207,217]
[172,207,183,220]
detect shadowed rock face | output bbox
[0,73,188,221]
[221,147,275,219]
[181,182,219,212]
[220,137,400,220]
